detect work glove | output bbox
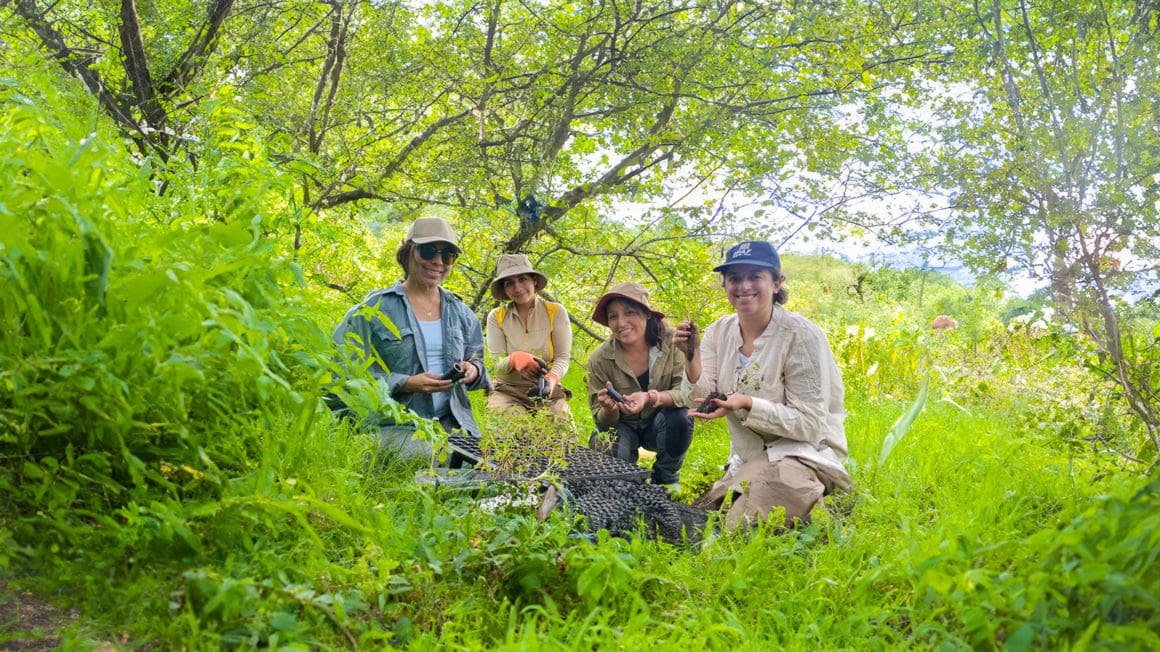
[509,351,547,379]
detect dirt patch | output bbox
[0,577,76,651]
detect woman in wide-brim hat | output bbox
[485,253,574,419]
[586,281,692,493]
[675,240,852,529]
[332,216,489,460]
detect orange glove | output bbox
[509,351,542,376]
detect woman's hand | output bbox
[674,320,699,360]
[690,392,752,419]
[675,320,702,383]
[619,391,650,416]
[403,372,454,394]
[596,381,635,412]
[403,362,478,393]
[509,351,548,380]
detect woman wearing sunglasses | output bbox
[333,216,489,459]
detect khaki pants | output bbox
[487,384,573,420]
[693,455,829,529]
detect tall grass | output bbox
[1,75,1156,650]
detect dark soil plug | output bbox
[696,391,726,413]
[441,364,466,382]
[685,322,699,362]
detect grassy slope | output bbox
[4,243,1154,650]
[1,79,1155,649]
[401,396,1153,651]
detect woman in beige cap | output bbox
[586,282,692,493]
[332,216,489,459]
[485,253,573,419]
[676,240,851,528]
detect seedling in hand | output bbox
[685,321,699,362]
[528,375,549,399]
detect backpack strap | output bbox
[497,301,559,361]
[543,301,558,361]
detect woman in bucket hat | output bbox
[586,282,693,493]
[332,216,489,459]
[675,241,851,528]
[484,253,574,419]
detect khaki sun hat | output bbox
[591,281,665,326]
[406,216,458,245]
[490,253,549,301]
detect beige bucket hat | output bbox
[490,253,549,301]
[591,281,665,326]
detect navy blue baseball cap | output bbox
[712,240,781,272]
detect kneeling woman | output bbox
[485,253,574,420]
[332,216,489,459]
[678,241,852,529]
[586,282,692,490]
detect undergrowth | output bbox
[1,75,1156,650]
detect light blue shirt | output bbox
[418,319,450,417]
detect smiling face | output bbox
[408,240,456,287]
[502,273,538,307]
[723,264,778,317]
[604,298,649,347]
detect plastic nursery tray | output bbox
[447,435,651,483]
[413,467,495,491]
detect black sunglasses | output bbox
[416,242,460,264]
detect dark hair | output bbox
[645,315,669,347]
[721,267,789,305]
[606,297,669,347]
[395,241,414,278]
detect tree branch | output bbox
[117,0,162,127]
[159,0,234,95]
[13,0,137,131]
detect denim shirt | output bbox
[333,281,489,437]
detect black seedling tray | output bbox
[447,435,650,482]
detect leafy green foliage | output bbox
[0,72,340,578]
[1,14,1157,650]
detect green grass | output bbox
[2,71,1156,651]
[14,391,1151,650]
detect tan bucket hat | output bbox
[591,281,665,326]
[406,216,458,245]
[490,253,548,300]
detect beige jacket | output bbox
[681,306,852,490]
[486,298,572,391]
[587,326,689,430]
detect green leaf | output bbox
[879,373,929,465]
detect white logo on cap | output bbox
[735,242,753,258]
